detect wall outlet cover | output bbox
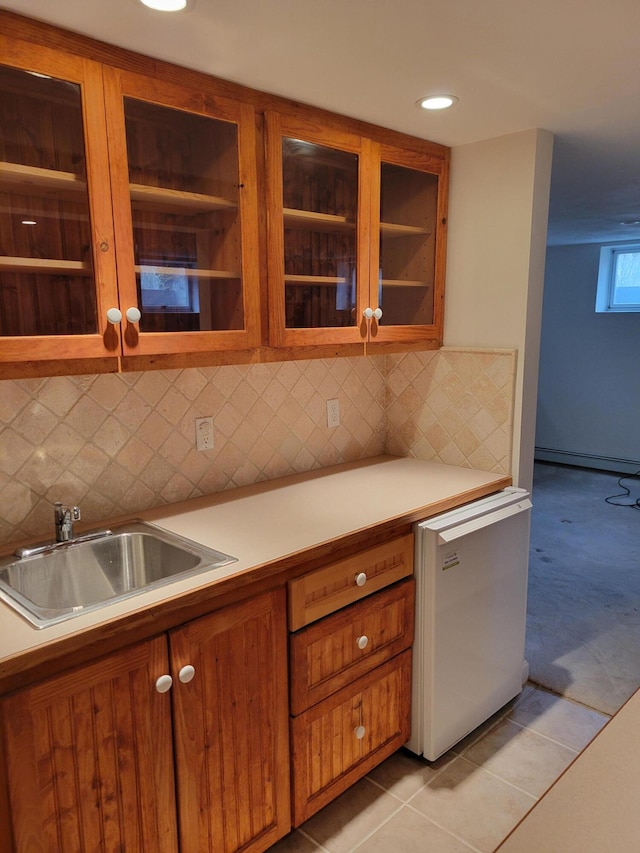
[326,398,340,428]
[195,416,214,451]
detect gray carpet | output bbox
[526,462,640,715]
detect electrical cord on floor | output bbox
[604,470,640,510]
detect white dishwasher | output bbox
[406,487,532,761]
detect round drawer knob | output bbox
[356,635,369,650]
[354,725,366,740]
[126,306,142,323]
[106,307,122,324]
[178,665,195,684]
[373,307,382,320]
[355,572,367,587]
[362,307,373,320]
[155,674,173,694]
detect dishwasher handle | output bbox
[437,499,532,545]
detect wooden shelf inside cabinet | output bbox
[129,183,238,215]
[0,161,86,198]
[381,278,430,288]
[136,265,241,280]
[0,256,91,276]
[284,274,349,286]
[283,208,355,233]
[380,221,430,238]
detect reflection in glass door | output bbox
[123,98,244,334]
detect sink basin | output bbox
[0,521,237,629]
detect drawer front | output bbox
[290,578,415,715]
[290,649,412,826]
[288,534,413,630]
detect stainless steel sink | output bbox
[0,521,237,629]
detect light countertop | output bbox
[0,455,509,688]
[496,685,640,851]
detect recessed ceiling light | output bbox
[416,95,459,111]
[138,0,191,11]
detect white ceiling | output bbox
[4,0,640,245]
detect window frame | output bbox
[596,243,640,313]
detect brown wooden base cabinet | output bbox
[288,538,415,826]
[291,649,412,824]
[0,588,290,853]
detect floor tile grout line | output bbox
[450,755,541,801]
[398,799,485,853]
[347,801,406,853]
[503,714,585,753]
[296,826,332,852]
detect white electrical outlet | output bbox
[195,416,214,451]
[326,398,340,428]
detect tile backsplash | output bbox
[0,348,515,548]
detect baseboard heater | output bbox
[535,447,640,476]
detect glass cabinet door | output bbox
[282,137,358,330]
[105,69,261,359]
[369,148,445,344]
[0,45,119,368]
[266,113,368,347]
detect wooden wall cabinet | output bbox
[0,588,290,853]
[0,12,449,377]
[266,112,448,352]
[0,38,120,371]
[287,537,415,825]
[0,32,261,375]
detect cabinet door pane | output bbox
[0,65,98,336]
[378,162,438,326]
[123,98,244,333]
[282,137,358,329]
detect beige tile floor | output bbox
[269,684,609,853]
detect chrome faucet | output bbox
[54,501,81,542]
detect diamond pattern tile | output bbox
[0,349,515,547]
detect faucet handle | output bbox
[72,505,81,521]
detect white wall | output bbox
[536,243,640,473]
[444,129,554,491]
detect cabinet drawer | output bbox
[290,649,412,826]
[290,578,415,715]
[288,534,413,630]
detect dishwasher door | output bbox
[407,488,532,760]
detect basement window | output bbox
[596,244,640,312]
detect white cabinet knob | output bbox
[355,572,367,587]
[106,307,122,324]
[356,635,369,650]
[354,725,366,740]
[126,307,142,323]
[363,307,382,320]
[178,665,195,684]
[155,674,173,694]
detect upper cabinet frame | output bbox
[103,67,262,362]
[0,11,450,377]
[265,110,449,351]
[0,35,120,372]
[265,110,372,348]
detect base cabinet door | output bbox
[170,587,291,853]
[0,636,178,852]
[290,649,412,825]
